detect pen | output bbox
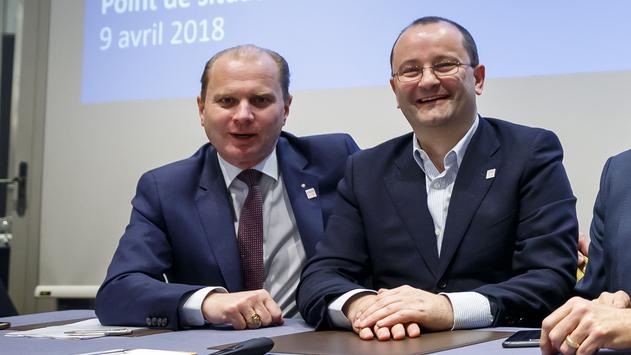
[75,349,127,355]
[64,328,132,336]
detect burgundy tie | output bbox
[237,169,264,290]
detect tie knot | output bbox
[237,169,263,187]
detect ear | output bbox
[282,95,292,126]
[473,64,485,95]
[196,96,205,126]
[389,78,401,108]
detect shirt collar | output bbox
[217,148,279,188]
[413,114,479,174]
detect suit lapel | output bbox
[437,118,501,278]
[195,149,243,291]
[277,137,323,258]
[385,142,440,279]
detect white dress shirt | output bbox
[179,148,307,326]
[329,116,493,330]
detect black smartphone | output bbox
[209,337,274,355]
[0,321,11,330]
[502,330,541,348]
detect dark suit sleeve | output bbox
[473,130,578,325]
[343,133,361,155]
[575,158,611,298]
[95,171,202,330]
[298,155,371,328]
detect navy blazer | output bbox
[297,117,578,328]
[576,149,631,298]
[96,132,359,329]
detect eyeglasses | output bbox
[392,61,472,83]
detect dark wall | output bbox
[0,34,15,218]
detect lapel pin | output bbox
[305,188,317,199]
[486,168,496,179]
[300,183,306,188]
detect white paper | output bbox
[4,318,146,339]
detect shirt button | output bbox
[435,229,440,236]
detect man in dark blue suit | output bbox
[95,45,359,330]
[297,17,578,340]
[541,149,631,354]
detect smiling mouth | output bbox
[416,95,449,104]
[231,133,257,139]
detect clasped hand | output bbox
[541,291,631,355]
[344,285,454,341]
[201,289,283,329]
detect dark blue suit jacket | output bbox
[298,117,578,328]
[576,149,631,298]
[96,132,359,329]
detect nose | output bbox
[416,69,441,89]
[233,101,254,122]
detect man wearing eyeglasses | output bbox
[297,16,578,340]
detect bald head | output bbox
[389,16,479,73]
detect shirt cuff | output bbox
[327,289,376,329]
[441,291,493,329]
[178,286,227,326]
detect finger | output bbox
[563,320,590,354]
[263,297,283,325]
[578,232,589,256]
[577,252,585,266]
[576,333,603,355]
[246,309,262,329]
[376,309,416,328]
[357,299,404,328]
[541,299,580,350]
[358,327,374,340]
[375,324,391,341]
[539,326,555,355]
[236,300,260,329]
[559,334,580,355]
[547,302,589,352]
[347,294,375,327]
[612,290,631,308]
[251,304,271,327]
[406,323,421,338]
[227,311,248,330]
[355,296,385,323]
[390,323,406,340]
[595,292,614,306]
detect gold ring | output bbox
[565,335,580,349]
[249,313,262,328]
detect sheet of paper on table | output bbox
[4,318,146,339]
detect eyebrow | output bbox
[397,55,461,67]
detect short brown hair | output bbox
[199,45,291,103]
